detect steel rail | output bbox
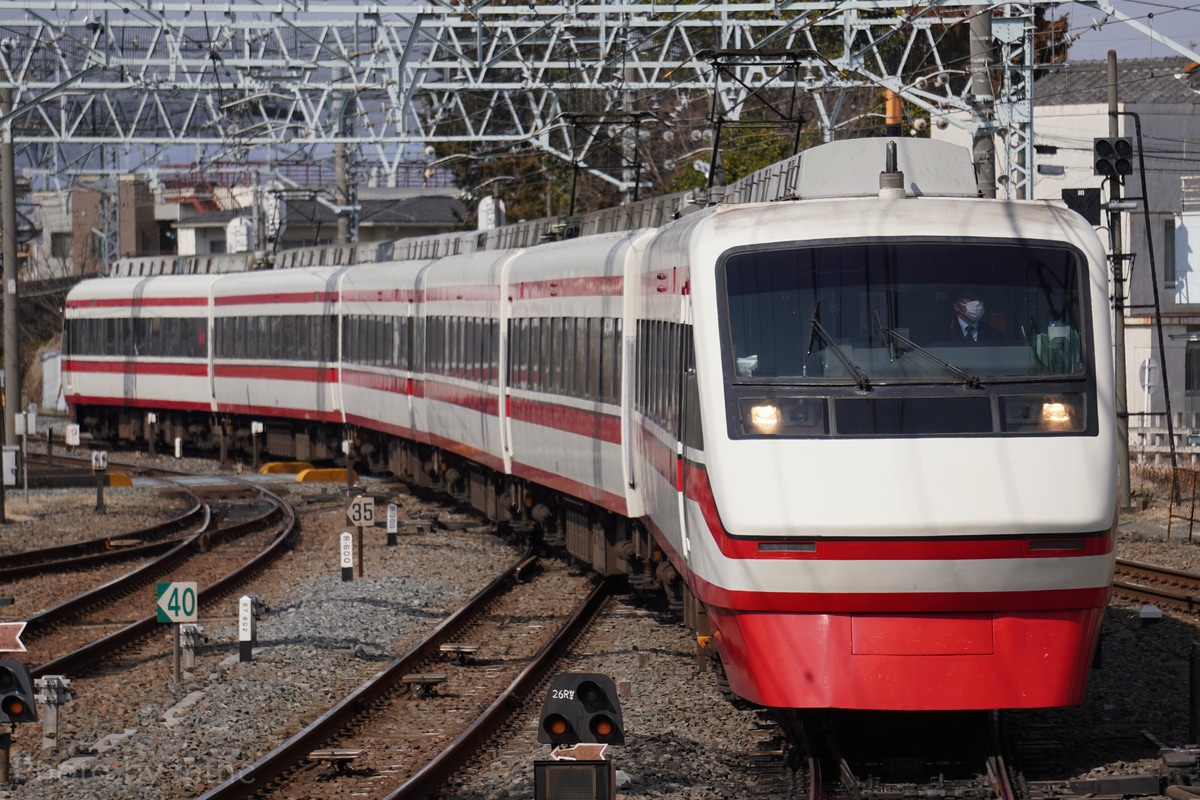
[1113,558,1200,612]
[196,549,609,800]
[0,487,205,576]
[30,485,295,679]
[384,576,610,800]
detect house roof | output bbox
[176,193,467,229]
[1036,57,1200,106]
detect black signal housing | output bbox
[0,659,37,723]
[536,673,624,746]
[1093,136,1134,177]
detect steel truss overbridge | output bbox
[0,0,1197,202]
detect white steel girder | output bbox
[0,1,1197,197]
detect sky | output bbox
[1063,0,1200,61]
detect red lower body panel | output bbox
[707,604,1105,710]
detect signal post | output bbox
[535,673,624,800]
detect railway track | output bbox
[0,480,206,581]
[16,481,296,679]
[1112,558,1200,611]
[197,552,609,800]
[795,710,1018,800]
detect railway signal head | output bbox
[537,673,624,746]
[1093,137,1133,177]
[0,659,37,723]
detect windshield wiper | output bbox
[878,325,983,389]
[808,315,872,391]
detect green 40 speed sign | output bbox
[156,582,198,623]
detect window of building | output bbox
[50,232,72,259]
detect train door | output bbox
[681,321,700,566]
[126,277,152,404]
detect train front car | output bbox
[669,140,1117,711]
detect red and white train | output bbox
[63,138,1117,711]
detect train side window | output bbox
[464,316,473,379]
[562,318,575,397]
[587,318,602,400]
[382,315,392,368]
[566,316,580,398]
[646,321,657,421]
[519,317,532,389]
[229,317,241,359]
[467,318,478,382]
[102,318,115,355]
[440,317,450,376]
[387,317,397,369]
[475,319,484,383]
[281,316,295,361]
[428,316,441,375]
[364,316,374,365]
[213,318,223,358]
[549,318,562,393]
[489,319,499,384]
[293,314,308,362]
[613,318,623,405]
[396,316,407,371]
[132,318,147,356]
[529,317,542,389]
[662,321,672,429]
[459,316,469,378]
[246,317,258,359]
[600,318,616,404]
[163,318,179,359]
[367,316,376,367]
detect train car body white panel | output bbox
[338,260,431,442]
[64,274,218,414]
[211,268,345,424]
[504,231,651,517]
[635,190,1116,710]
[416,250,513,473]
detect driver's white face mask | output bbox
[961,300,985,322]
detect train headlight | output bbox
[736,398,828,437]
[749,403,781,434]
[1001,393,1086,433]
[1041,400,1072,429]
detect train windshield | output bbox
[722,240,1086,384]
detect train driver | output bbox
[945,289,1000,344]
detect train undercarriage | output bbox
[72,403,713,664]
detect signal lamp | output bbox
[537,673,624,746]
[1093,137,1133,177]
[0,659,37,723]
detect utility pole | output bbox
[1108,52,1131,510]
[969,10,997,199]
[1,86,18,524]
